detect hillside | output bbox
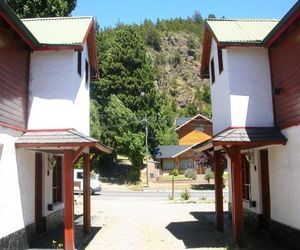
[147,31,209,113]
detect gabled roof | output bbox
[175,117,193,128]
[22,16,93,46]
[263,1,300,47]
[0,1,99,79]
[207,19,278,45]
[175,114,212,132]
[200,19,278,78]
[154,145,192,159]
[16,128,112,153]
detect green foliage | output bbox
[170,168,179,176]
[204,168,214,183]
[184,168,197,180]
[180,188,191,200]
[8,0,76,18]
[171,50,182,66]
[187,36,196,50]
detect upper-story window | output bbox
[210,58,215,84]
[77,51,82,76]
[195,125,205,132]
[85,59,89,86]
[218,48,223,73]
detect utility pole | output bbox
[145,116,149,187]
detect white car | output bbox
[74,169,102,194]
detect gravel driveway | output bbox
[75,193,227,250]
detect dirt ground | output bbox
[75,195,228,250]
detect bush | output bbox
[180,188,190,200]
[171,51,182,66]
[204,168,214,183]
[170,168,179,176]
[184,168,197,180]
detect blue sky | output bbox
[73,0,298,29]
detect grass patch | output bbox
[160,175,191,181]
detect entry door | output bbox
[260,149,271,229]
[35,152,45,234]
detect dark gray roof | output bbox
[16,129,112,153]
[16,129,97,144]
[154,145,192,159]
[212,127,287,143]
[175,118,192,128]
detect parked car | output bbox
[74,169,102,194]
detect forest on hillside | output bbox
[91,13,212,180]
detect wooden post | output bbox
[83,153,91,233]
[214,150,224,231]
[231,146,244,245]
[64,150,75,250]
[172,175,175,199]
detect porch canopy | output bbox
[16,128,112,250]
[193,127,287,245]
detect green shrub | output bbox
[204,168,214,183]
[170,168,179,176]
[184,168,197,180]
[171,51,182,66]
[180,188,190,200]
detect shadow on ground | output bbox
[166,211,288,250]
[30,214,101,249]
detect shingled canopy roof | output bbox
[193,127,287,152]
[16,129,112,154]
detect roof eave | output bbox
[0,1,40,49]
[263,1,300,47]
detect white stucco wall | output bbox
[227,47,274,128]
[0,127,35,238]
[28,43,90,135]
[268,126,300,230]
[209,39,231,135]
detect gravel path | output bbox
[75,195,226,250]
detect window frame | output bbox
[77,51,82,76]
[85,59,89,86]
[242,154,251,201]
[218,48,224,74]
[210,57,215,84]
[52,156,62,204]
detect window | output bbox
[163,159,175,170]
[77,172,83,179]
[195,125,205,132]
[85,59,89,85]
[218,48,223,73]
[210,58,215,84]
[180,159,193,170]
[242,155,251,201]
[52,156,62,203]
[77,51,82,76]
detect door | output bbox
[35,152,45,234]
[260,149,271,229]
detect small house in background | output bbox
[154,114,212,175]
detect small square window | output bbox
[195,125,205,132]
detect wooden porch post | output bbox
[231,146,243,245]
[214,150,224,231]
[64,150,75,250]
[83,153,91,233]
